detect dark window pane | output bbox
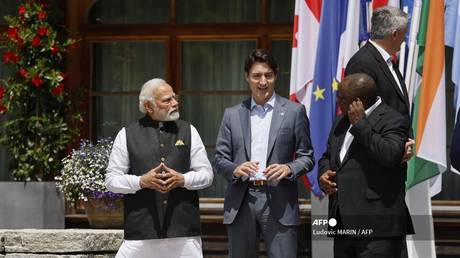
[182,95,246,198]
[199,147,227,197]
[268,0,295,23]
[181,95,245,146]
[88,0,169,24]
[0,1,19,25]
[176,0,260,23]
[93,95,141,138]
[271,40,292,98]
[92,41,166,92]
[181,40,256,91]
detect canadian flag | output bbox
[289,0,321,191]
[289,0,322,113]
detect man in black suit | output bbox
[318,73,414,258]
[451,109,460,170]
[345,6,414,162]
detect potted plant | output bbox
[55,138,124,229]
[0,0,80,229]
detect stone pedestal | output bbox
[0,229,123,257]
[0,182,64,229]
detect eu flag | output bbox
[307,0,348,196]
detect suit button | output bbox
[161,157,165,162]
[163,200,167,205]
[160,143,164,147]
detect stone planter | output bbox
[83,196,123,229]
[0,181,65,229]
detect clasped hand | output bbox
[233,161,292,181]
[140,163,184,193]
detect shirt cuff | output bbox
[183,172,191,189]
[133,176,142,192]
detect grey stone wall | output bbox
[0,229,123,258]
[0,182,64,229]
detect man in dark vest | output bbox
[106,78,213,258]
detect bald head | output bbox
[337,73,377,112]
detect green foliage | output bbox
[0,1,81,181]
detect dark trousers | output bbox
[227,186,297,258]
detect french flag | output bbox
[290,0,361,196]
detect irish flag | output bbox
[406,0,447,190]
[405,1,446,257]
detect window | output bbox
[91,41,166,138]
[89,0,170,24]
[268,0,295,23]
[176,0,260,23]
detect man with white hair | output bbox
[106,78,213,258]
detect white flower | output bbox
[55,138,113,205]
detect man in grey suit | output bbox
[214,49,315,258]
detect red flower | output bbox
[37,27,47,37]
[0,85,5,98]
[37,11,46,20]
[19,68,29,78]
[32,75,44,88]
[7,27,19,40]
[17,38,24,48]
[51,45,59,55]
[0,103,7,114]
[3,51,19,64]
[18,5,26,15]
[32,37,41,47]
[52,83,64,96]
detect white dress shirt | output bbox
[249,94,275,180]
[339,97,383,162]
[106,123,213,258]
[369,40,405,95]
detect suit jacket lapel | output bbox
[393,64,410,110]
[267,95,287,160]
[366,43,408,107]
[333,116,350,168]
[239,98,252,159]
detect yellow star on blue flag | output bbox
[332,79,339,92]
[313,85,325,101]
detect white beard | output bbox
[154,108,180,121]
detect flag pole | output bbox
[404,0,422,110]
